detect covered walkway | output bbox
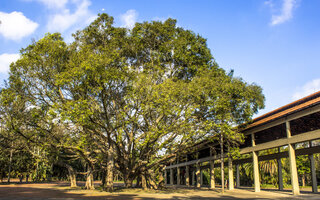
[165,91,320,196]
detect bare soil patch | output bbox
[0,181,319,200]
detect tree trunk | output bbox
[34,146,40,182]
[56,161,77,187]
[105,144,114,192]
[115,174,119,182]
[158,165,166,189]
[146,172,158,190]
[124,177,133,188]
[135,176,141,188]
[123,170,136,188]
[101,169,106,187]
[302,174,305,187]
[85,166,95,190]
[141,173,147,190]
[69,170,77,188]
[7,148,13,183]
[85,164,94,190]
[64,164,77,188]
[220,133,224,194]
[19,175,23,183]
[26,174,29,183]
[47,164,53,182]
[34,161,39,182]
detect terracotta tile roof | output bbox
[244,90,320,131]
[186,91,320,150]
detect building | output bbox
[165,91,320,195]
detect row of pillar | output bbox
[167,149,317,195]
[250,121,318,195]
[166,159,236,190]
[251,144,318,195]
[165,122,318,195]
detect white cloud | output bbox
[29,0,68,9]
[0,11,38,41]
[292,79,320,100]
[45,0,94,33]
[268,0,297,26]
[0,53,20,73]
[152,17,166,22]
[120,9,138,29]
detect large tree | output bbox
[2,13,264,190]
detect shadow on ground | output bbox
[0,182,319,200]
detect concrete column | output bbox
[309,154,318,193]
[228,157,234,190]
[170,168,173,185]
[278,159,284,190]
[253,151,260,192]
[288,143,300,195]
[278,147,283,190]
[252,133,260,192]
[309,141,318,193]
[286,121,300,195]
[210,160,215,189]
[177,167,180,185]
[165,170,167,185]
[186,166,190,186]
[236,164,240,188]
[196,163,201,188]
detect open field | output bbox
[0,181,320,200]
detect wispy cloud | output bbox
[27,0,94,33]
[27,0,68,9]
[292,79,320,100]
[120,9,138,29]
[0,53,20,73]
[152,17,167,22]
[266,0,297,26]
[47,0,94,33]
[0,11,38,41]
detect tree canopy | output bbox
[0,13,264,190]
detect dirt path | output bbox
[0,182,319,200]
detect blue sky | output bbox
[0,0,320,117]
